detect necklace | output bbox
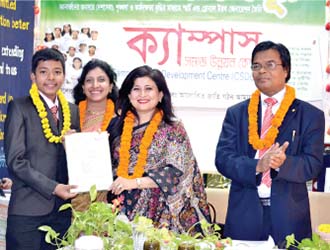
[117,110,163,179]
[86,110,105,115]
[248,85,295,150]
[79,99,114,131]
[29,83,71,143]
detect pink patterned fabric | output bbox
[259,97,277,187]
[111,120,210,233]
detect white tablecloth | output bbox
[226,236,280,249]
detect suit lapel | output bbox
[246,99,259,158]
[245,98,298,157]
[276,99,299,140]
[58,104,63,131]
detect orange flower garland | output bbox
[79,99,114,131]
[248,85,295,150]
[117,110,163,179]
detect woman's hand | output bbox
[110,176,158,195]
[110,176,135,195]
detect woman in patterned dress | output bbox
[109,65,210,233]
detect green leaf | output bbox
[300,238,314,247]
[90,184,97,202]
[311,233,321,243]
[59,203,72,211]
[285,233,296,248]
[45,233,52,244]
[38,225,53,232]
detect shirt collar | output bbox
[38,91,59,109]
[260,87,286,106]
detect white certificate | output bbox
[65,131,113,193]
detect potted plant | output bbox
[131,216,155,250]
[317,224,330,243]
[143,223,175,250]
[39,185,133,250]
[286,232,330,249]
[197,219,231,250]
[172,219,231,250]
[39,186,231,250]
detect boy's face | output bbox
[30,60,65,101]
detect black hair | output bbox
[43,32,55,42]
[115,65,175,128]
[61,24,72,36]
[73,59,118,105]
[31,48,65,74]
[81,27,91,38]
[251,40,291,82]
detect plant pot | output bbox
[318,230,330,243]
[74,235,104,250]
[143,239,160,250]
[178,242,195,250]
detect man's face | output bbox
[252,49,288,97]
[91,31,98,40]
[79,44,87,52]
[68,47,76,56]
[72,30,79,39]
[88,46,96,54]
[30,60,64,101]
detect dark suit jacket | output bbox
[215,98,325,244]
[4,96,80,216]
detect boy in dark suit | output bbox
[4,48,80,250]
[215,41,325,248]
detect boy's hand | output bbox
[0,177,12,190]
[53,184,78,200]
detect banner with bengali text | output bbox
[0,0,35,178]
[38,0,326,109]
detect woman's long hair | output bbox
[110,65,175,141]
[73,59,119,105]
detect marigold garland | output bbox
[29,83,71,143]
[79,99,114,131]
[117,110,163,179]
[248,85,295,150]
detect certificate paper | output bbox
[65,132,113,193]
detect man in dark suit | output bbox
[215,41,325,248]
[4,48,80,250]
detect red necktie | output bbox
[50,105,58,125]
[259,97,277,187]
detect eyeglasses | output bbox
[251,61,283,71]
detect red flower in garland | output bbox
[326,84,330,92]
[327,0,330,7]
[326,22,330,31]
[326,65,330,74]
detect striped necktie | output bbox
[50,105,58,126]
[259,97,277,187]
